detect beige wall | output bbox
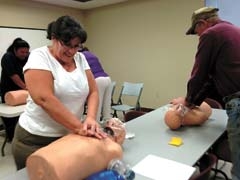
[0,0,205,109]
[84,0,204,108]
[0,0,84,29]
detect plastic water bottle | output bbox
[86,159,135,180]
[108,159,135,180]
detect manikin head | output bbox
[103,118,126,145]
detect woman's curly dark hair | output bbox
[46,15,87,44]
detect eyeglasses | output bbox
[193,20,204,33]
[59,40,81,50]
[193,17,211,33]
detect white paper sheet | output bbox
[132,154,196,180]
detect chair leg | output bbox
[1,134,7,156]
[112,110,118,118]
[122,111,125,118]
[211,160,229,180]
[212,168,229,180]
[1,119,8,157]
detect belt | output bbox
[223,91,240,103]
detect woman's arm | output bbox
[24,69,83,134]
[83,70,106,139]
[85,69,99,121]
[10,74,27,90]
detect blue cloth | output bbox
[225,98,240,180]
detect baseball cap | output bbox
[186,7,219,35]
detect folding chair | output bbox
[204,98,223,109]
[124,110,146,122]
[0,117,7,156]
[84,81,116,117]
[190,153,217,180]
[111,82,143,118]
[110,81,116,106]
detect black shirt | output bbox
[0,52,27,102]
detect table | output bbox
[123,106,227,179]
[2,105,228,180]
[0,103,26,118]
[0,103,26,156]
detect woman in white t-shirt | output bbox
[11,15,106,170]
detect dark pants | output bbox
[12,123,61,170]
[1,116,19,142]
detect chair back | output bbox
[124,110,146,122]
[190,153,217,180]
[110,81,116,97]
[117,82,143,109]
[121,82,143,96]
[204,98,223,109]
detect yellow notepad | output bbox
[168,137,183,146]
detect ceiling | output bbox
[31,0,129,10]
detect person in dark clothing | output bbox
[207,83,225,108]
[171,7,240,180]
[0,37,29,141]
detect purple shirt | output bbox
[186,21,240,105]
[82,51,108,79]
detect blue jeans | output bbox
[225,98,240,180]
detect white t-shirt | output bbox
[19,46,90,137]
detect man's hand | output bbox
[170,96,196,109]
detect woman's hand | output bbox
[81,117,107,139]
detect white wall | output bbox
[0,0,205,108]
[0,27,50,58]
[206,0,240,26]
[84,0,203,108]
[0,27,50,77]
